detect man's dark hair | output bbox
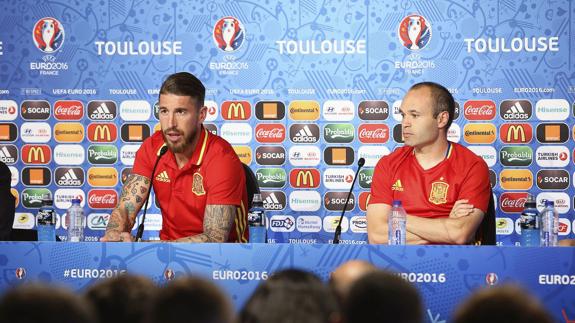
[409,81,455,130]
[0,283,95,323]
[159,72,205,107]
[239,268,339,323]
[345,270,423,323]
[0,161,15,240]
[145,276,233,323]
[84,274,156,323]
[453,284,553,323]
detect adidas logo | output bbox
[155,171,170,183]
[263,192,284,210]
[505,102,525,114]
[292,125,317,143]
[391,179,403,191]
[0,146,15,163]
[264,193,279,204]
[58,169,82,186]
[95,103,112,114]
[502,101,530,120]
[90,102,115,120]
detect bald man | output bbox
[329,260,377,304]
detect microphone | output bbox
[135,145,168,242]
[333,158,365,244]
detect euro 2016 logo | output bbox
[33,17,65,53]
[398,15,431,51]
[213,17,245,52]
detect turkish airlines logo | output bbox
[0,100,18,121]
[255,101,285,120]
[255,146,285,166]
[499,100,532,120]
[88,189,118,209]
[358,101,389,120]
[87,100,117,120]
[323,168,354,190]
[499,123,532,144]
[289,124,319,143]
[290,169,320,188]
[463,100,496,120]
[21,100,50,120]
[536,169,569,190]
[535,146,569,167]
[87,123,118,142]
[500,192,528,213]
[204,101,218,122]
[536,123,569,143]
[21,145,51,164]
[54,100,84,120]
[221,101,251,120]
[358,124,389,143]
[55,167,84,186]
[255,124,285,143]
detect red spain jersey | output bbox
[132,128,248,242]
[370,142,490,218]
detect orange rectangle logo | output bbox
[128,125,143,141]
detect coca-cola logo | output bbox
[463,100,496,121]
[500,192,528,213]
[54,101,84,120]
[358,124,389,143]
[88,189,118,209]
[255,124,285,143]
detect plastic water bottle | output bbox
[67,198,85,242]
[540,200,558,247]
[36,194,56,241]
[519,194,539,247]
[389,200,406,245]
[248,194,266,243]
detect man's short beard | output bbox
[162,128,195,153]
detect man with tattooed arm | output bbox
[101,72,249,242]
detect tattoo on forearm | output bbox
[175,205,236,243]
[106,174,151,234]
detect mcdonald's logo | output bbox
[289,169,320,188]
[358,191,371,211]
[87,123,118,142]
[221,101,251,120]
[499,123,532,144]
[21,145,51,164]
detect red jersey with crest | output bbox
[132,128,248,242]
[370,142,490,218]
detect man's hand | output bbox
[449,199,475,218]
[100,231,134,242]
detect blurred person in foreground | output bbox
[329,260,377,306]
[102,72,248,242]
[452,284,553,323]
[0,160,15,240]
[239,268,341,323]
[367,82,491,244]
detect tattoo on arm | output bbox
[174,205,236,243]
[105,174,151,235]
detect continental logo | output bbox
[288,101,320,121]
[0,123,18,142]
[289,169,320,188]
[255,101,285,120]
[221,101,251,120]
[120,123,150,142]
[536,123,569,143]
[232,146,252,165]
[87,123,118,142]
[53,122,84,142]
[499,169,533,190]
[463,123,496,144]
[21,145,51,164]
[87,167,118,187]
[22,167,51,186]
[499,123,532,144]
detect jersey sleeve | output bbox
[369,156,393,206]
[458,159,491,213]
[205,152,245,206]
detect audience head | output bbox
[85,274,156,323]
[329,260,377,304]
[145,275,233,323]
[453,284,553,323]
[345,270,423,323]
[0,283,95,323]
[239,268,340,323]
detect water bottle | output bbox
[388,200,406,245]
[36,194,56,241]
[248,194,266,243]
[540,200,558,247]
[519,194,539,247]
[67,198,85,242]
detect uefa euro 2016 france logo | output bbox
[32,17,65,53]
[398,14,431,51]
[213,16,245,52]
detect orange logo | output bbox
[288,101,320,121]
[87,167,118,187]
[499,169,533,190]
[463,123,496,144]
[54,122,84,142]
[233,146,252,165]
[221,101,251,120]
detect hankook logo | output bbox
[21,145,51,164]
[536,169,569,190]
[358,101,389,120]
[289,169,320,189]
[221,101,251,120]
[255,146,285,165]
[289,124,319,143]
[536,123,569,143]
[499,123,532,144]
[87,123,118,142]
[255,101,285,120]
[324,191,355,212]
[499,100,532,120]
[21,100,51,120]
[87,101,117,120]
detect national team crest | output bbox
[15,267,26,280]
[32,17,65,53]
[192,172,206,196]
[213,16,245,52]
[428,180,449,205]
[398,14,431,51]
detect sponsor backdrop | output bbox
[0,0,574,244]
[1,243,574,322]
